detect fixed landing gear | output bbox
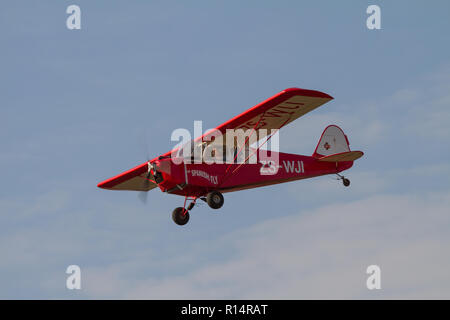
[172,196,196,226]
[206,191,224,209]
[171,191,225,225]
[172,207,190,225]
[336,173,350,187]
[343,178,350,187]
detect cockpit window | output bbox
[175,139,252,164]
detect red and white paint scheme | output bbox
[98,88,364,225]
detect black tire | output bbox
[206,191,224,209]
[343,178,350,187]
[172,207,190,225]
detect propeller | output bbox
[138,189,149,204]
[137,130,166,204]
[138,131,156,204]
[138,161,153,204]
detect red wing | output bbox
[201,87,333,141]
[97,163,158,191]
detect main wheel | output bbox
[206,191,224,209]
[343,178,350,187]
[172,207,190,225]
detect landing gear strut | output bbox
[172,196,197,226]
[336,173,350,187]
[171,192,224,225]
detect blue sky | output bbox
[1,0,450,298]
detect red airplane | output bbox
[98,88,363,225]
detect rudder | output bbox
[313,125,350,158]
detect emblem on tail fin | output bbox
[313,125,351,158]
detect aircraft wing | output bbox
[201,87,333,142]
[97,162,158,191]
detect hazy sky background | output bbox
[1,1,449,298]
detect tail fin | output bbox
[313,125,351,158]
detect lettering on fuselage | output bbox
[190,170,218,185]
[260,160,279,175]
[282,160,304,174]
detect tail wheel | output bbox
[206,191,224,209]
[343,178,350,187]
[172,207,190,225]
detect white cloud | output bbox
[78,191,450,299]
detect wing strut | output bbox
[217,114,292,188]
[217,111,266,187]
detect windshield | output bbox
[177,139,255,163]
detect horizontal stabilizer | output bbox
[317,151,364,162]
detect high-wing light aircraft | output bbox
[98,88,363,225]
